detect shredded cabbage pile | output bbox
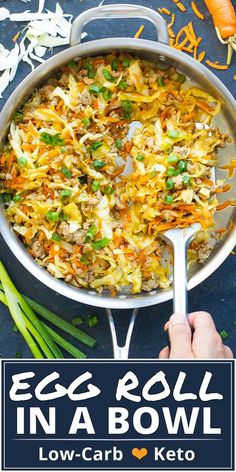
[0,54,232,294]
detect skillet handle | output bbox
[106,308,138,359]
[70,4,169,46]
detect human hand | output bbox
[159,311,233,359]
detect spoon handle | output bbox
[172,232,189,316]
[162,224,201,317]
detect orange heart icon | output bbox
[132,448,148,460]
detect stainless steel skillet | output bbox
[0,4,235,357]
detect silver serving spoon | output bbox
[106,121,213,357]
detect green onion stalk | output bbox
[0,262,96,359]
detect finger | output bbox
[168,313,192,358]
[187,311,216,331]
[223,345,234,359]
[159,346,170,359]
[164,321,169,332]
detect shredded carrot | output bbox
[205,59,229,69]
[175,25,186,43]
[168,26,176,39]
[175,36,189,50]
[176,2,186,11]
[198,50,206,62]
[168,13,176,28]
[159,7,171,15]
[223,184,232,192]
[134,24,145,39]
[13,31,21,43]
[125,142,133,153]
[191,2,205,19]
[204,0,236,40]
[215,227,227,233]
[216,200,232,211]
[182,45,194,52]
[188,21,197,40]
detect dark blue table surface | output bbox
[0,0,235,359]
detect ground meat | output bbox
[79,89,92,105]
[31,241,46,260]
[196,241,213,264]
[141,279,159,291]
[57,222,85,245]
[65,274,73,283]
[57,222,73,242]
[73,230,84,245]
[173,146,189,157]
[161,210,178,222]
[173,174,183,189]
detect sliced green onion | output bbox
[119,79,128,90]
[121,100,132,119]
[91,181,100,192]
[15,351,22,358]
[167,153,179,164]
[67,61,77,68]
[13,195,21,203]
[93,160,106,169]
[112,59,119,71]
[52,233,61,242]
[220,330,229,339]
[166,178,175,190]
[167,166,177,177]
[82,117,90,126]
[104,185,114,195]
[168,130,180,139]
[177,73,186,83]
[92,237,110,250]
[157,77,164,86]
[102,88,112,101]
[122,58,130,68]
[90,141,103,151]
[102,68,115,82]
[164,195,174,204]
[47,211,60,222]
[80,255,89,265]
[88,315,98,327]
[178,160,187,173]
[60,189,71,198]
[72,316,83,326]
[116,138,122,149]
[62,167,72,178]
[13,112,23,123]
[0,193,13,203]
[136,154,144,162]
[85,224,98,241]
[59,211,68,222]
[183,174,190,186]
[18,156,27,166]
[89,84,102,94]
[150,170,156,178]
[85,62,96,79]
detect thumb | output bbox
[168,313,193,358]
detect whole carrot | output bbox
[204,0,236,64]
